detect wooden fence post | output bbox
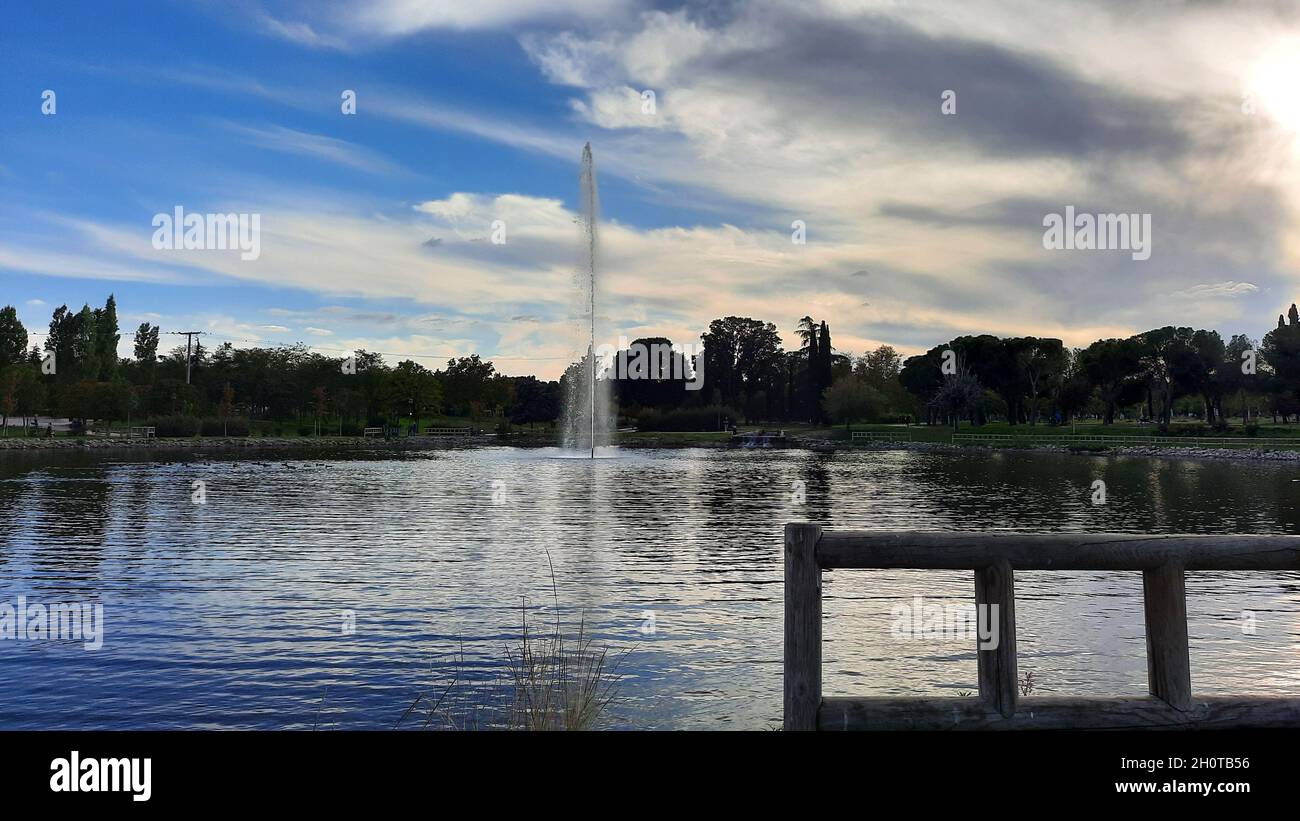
[975,559,1017,717]
[1143,561,1192,711]
[784,523,823,730]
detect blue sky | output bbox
[4,1,1300,377]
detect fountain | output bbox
[561,143,616,457]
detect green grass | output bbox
[616,430,730,444]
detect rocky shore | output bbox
[1110,444,1300,462]
[0,435,484,453]
[847,438,1300,463]
[5,433,1299,463]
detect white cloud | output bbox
[257,14,351,50]
[346,0,633,35]
[1175,281,1260,299]
[221,122,406,176]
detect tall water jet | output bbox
[561,143,615,456]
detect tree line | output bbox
[4,293,1299,435]
[0,297,854,435]
[0,296,561,435]
[892,315,1298,430]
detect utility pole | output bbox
[168,331,205,384]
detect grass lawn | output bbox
[616,430,731,444]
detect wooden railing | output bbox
[850,431,911,441]
[783,524,1300,730]
[423,427,472,436]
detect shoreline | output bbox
[3,432,1299,464]
[0,434,492,454]
[848,439,1300,463]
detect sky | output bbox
[3,0,1300,379]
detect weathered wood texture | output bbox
[786,527,1300,730]
[819,696,1300,730]
[1143,562,1192,710]
[817,531,1300,571]
[783,523,823,730]
[974,560,1017,717]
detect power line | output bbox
[166,331,205,384]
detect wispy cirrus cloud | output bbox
[1174,281,1260,299]
[219,122,407,176]
[254,0,636,45]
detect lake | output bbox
[1,446,1298,729]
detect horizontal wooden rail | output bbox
[819,696,1300,731]
[816,531,1300,571]
[784,524,1300,731]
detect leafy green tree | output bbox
[1078,337,1144,424]
[506,376,560,428]
[1013,337,1066,425]
[821,376,882,428]
[45,305,81,381]
[1,366,19,435]
[94,379,135,434]
[1182,329,1226,423]
[95,295,120,380]
[899,346,947,424]
[1220,334,1260,421]
[389,360,443,424]
[0,306,28,368]
[1262,311,1300,392]
[815,321,833,423]
[133,322,160,381]
[220,382,235,435]
[700,316,784,421]
[72,304,100,381]
[949,335,1019,423]
[856,345,901,387]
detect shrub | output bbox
[200,417,250,437]
[147,415,200,438]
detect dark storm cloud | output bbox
[681,11,1189,161]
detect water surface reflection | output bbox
[0,447,1297,729]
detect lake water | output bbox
[1,446,1298,729]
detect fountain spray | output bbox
[562,143,612,457]
[584,143,596,459]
